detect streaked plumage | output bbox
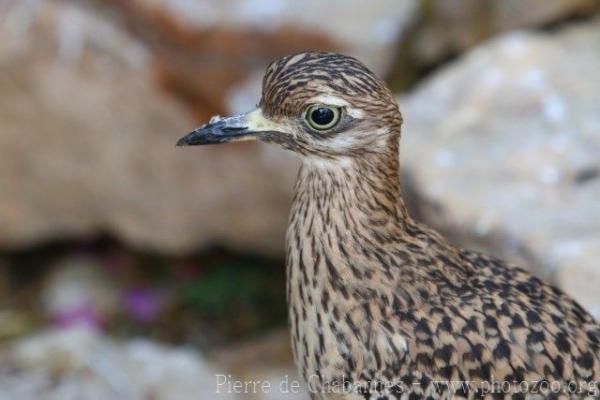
[178,52,600,399]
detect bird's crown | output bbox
[260,52,396,117]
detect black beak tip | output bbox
[176,130,201,147]
[175,135,190,147]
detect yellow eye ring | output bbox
[305,105,341,131]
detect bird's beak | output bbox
[176,108,283,146]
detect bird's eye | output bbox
[305,105,341,131]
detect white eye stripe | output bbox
[312,95,349,107]
[346,108,365,118]
[311,95,365,118]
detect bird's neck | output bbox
[285,138,416,383]
[290,139,410,234]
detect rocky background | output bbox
[0,1,598,399]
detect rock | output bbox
[388,0,599,89]
[1,0,420,257]
[416,0,598,64]
[0,327,239,400]
[0,0,298,255]
[0,0,421,256]
[400,17,600,316]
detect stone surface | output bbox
[122,0,417,77]
[0,327,239,400]
[0,327,308,400]
[400,17,600,316]
[0,0,297,255]
[414,0,598,65]
[388,0,599,89]
[0,0,420,255]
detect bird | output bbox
[177,52,600,399]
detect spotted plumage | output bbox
[178,52,600,399]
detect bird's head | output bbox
[177,52,402,160]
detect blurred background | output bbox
[0,0,599,399]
